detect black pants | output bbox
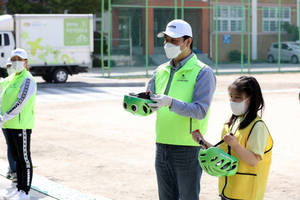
[6,129,33,194]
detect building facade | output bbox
[209,0,298,62]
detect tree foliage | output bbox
[282,22,299,42]
[5,0,49,14]
[4,0,108,14]
[47,0,102,14]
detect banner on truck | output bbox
[64,18,90,46]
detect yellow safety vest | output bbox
[219,116,273,200]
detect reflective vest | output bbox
[219,116,273,200]
[154,55,210,146]
[2,70,36,129]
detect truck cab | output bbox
[0,16,15,78]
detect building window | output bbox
[214,6,244,32]
[262,7,290,32]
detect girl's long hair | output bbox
[226,76,265,129]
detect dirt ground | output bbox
[0,73,299,200]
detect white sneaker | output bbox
[3,189,18,200]
[6,168,11,179]
[10,172,17,182]
[10,191,30,200]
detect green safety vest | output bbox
[2,70,36,129]
[154,55,210,146]
[219,116,273,200]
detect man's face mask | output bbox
[164,42,187,59]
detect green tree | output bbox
[4,0,109,14]
[5,0,49,14]
[47,0,102,14]
[282,22,299,42]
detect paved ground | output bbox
[0,67,299,200]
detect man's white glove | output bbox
[148,94,173,112]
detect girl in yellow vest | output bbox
[1,48,37,200]
[192,76,273,200]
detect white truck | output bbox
[0,14,94,83]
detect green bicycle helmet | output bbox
[198,147,238,177]
[123,92,154,116]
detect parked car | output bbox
[267,41,300,64]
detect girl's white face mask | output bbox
[230,97,250,116]
[164,42,186,59]
[11,61,25,73]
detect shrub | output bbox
[229,50,247,61]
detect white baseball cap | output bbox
[157,19,193,38]
[6,57,12,66]
[10,48,28,59]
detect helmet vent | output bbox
[142,106,147,113]
[211,157,218,161]
[131,104,138,112]
[216,159,224,166]
[221,162,230,170]
[123,102,128,109]
[227,165,237,171]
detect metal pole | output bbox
[181,0,184,19]
[278,0,281,72]
[145,0,149,77]
[247,0,251,73]
[174,0,177,19]
[241,0,245,72]
[298,0,300,70]
[107,0,111,77]
[215,0,219,74]
[251,0,257,61]
[101,0,105,77]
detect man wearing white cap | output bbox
[1,48,36,200]
[147,19,216,200]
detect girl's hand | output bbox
[191,129,204,143]
[223,133,239,148]
[192,129,213,149]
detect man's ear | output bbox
[186,38,192,48]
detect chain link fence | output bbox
[97,0,300,77]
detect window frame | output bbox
[262,7,291,32]
[214,5,245,32]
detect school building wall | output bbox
[209,0,298,62]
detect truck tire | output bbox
[42,75,53,83]
[52,68,68,83]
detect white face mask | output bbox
[230,97,250,116]
[11,61,25,73]
[7,67,15,75]
[164,42,186,59]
